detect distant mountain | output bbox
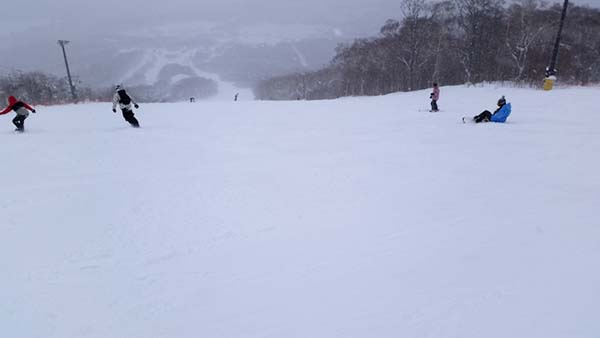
[0,21,350,98]
[73,39,341,88]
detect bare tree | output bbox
[504,0,549,81]
[454,0,505,83]
[398,0,435,90]
[254,1,600,100]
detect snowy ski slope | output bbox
[1,84,599,338]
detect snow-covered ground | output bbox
[1,85,599,338]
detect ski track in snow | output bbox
[117,48,197,85]
[290,42,309,69]
[117,47,253,101]
[1,84,599,338]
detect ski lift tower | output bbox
[58,40,77,101]
[543,0,569,91]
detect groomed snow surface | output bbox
[1,85,599,338]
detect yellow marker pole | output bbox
[543,76,556,91]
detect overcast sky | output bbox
[3,0,598,40]
[1,0,403,38]
[1,0,598,77]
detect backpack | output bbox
[117,89,132,105]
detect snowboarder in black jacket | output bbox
[112,85,140,127]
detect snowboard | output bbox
[462,116,476,123]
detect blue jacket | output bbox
[491,103,511,123]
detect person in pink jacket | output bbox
[430,83,440,112]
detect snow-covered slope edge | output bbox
[1,85,598,338]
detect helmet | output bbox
[115,84,122,91]
[497,95,506,106]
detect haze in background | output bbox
[0,0,397,86]
[1,0,598,93]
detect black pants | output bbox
[431,100,438,111]
[474,110,492,123]
[121,109,139,127]
[12,115,27,130]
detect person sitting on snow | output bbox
[0,96,36,132]
[470,96,511,123]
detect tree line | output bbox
[254,0,600,100]
[0,71,98,105]
[0,70,219,105]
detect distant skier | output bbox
[466,96,512,123]
[190,97,195,103]
[430,83,440,112]
[234,93,239,101]
[0,96,36,132]
[112,85,140,128]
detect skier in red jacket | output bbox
[0,96,36,132]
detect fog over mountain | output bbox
[0,0,405,90]
[1,0,598,93]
